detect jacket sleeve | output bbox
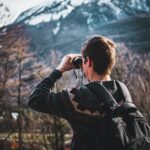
[27,69,73,119]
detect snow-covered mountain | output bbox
[1,0,150,57]
[14,0,150,26]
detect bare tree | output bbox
[112,43,150,122]
[0,25,37,149]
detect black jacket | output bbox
[27,70,132,150]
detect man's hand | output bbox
[56,54,81,73]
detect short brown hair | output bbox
[82,35,116,75]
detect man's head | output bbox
[81,35,116,78]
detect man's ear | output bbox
[87,56,93,67]
[83,56,87,64]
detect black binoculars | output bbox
[72,56,82,69]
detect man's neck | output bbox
[89,72,111,82]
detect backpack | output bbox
[91,81,150,150]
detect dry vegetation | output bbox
[113,43,150,121]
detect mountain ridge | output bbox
[1,0,150,59]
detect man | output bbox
[27,35,132,150]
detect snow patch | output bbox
[53,22,61,35]
[27,14,51,25]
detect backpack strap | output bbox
[115,80,137,110]
[115,80,132,103]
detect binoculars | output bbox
[72,56,82,69]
